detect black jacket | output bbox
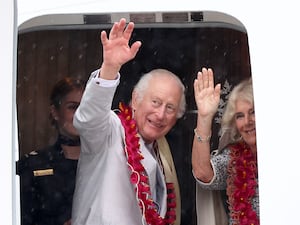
[16,141,78,225]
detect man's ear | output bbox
[131,90,138,110]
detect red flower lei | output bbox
[226,141,259,225]
[118,102,176,225]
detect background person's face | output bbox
[54,89,83,139]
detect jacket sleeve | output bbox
[73,71,119,154]
[17,155,39,225]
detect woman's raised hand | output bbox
[193,68,221,118]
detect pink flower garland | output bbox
[226,141,259,225]
[118,102,176,225]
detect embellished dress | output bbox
[195,141,259,225]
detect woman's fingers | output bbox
[196,67,214,91]
[207,68,214,88]
[202,68,209,89]
[197,71,204,91]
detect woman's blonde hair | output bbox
[220,77,254,144]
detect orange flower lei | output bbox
[118,102,176,225]
[227,141,259,225]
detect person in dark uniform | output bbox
[16,77,85,225]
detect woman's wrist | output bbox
[194,128,211,143]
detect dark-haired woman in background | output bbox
[17,77,85,225]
